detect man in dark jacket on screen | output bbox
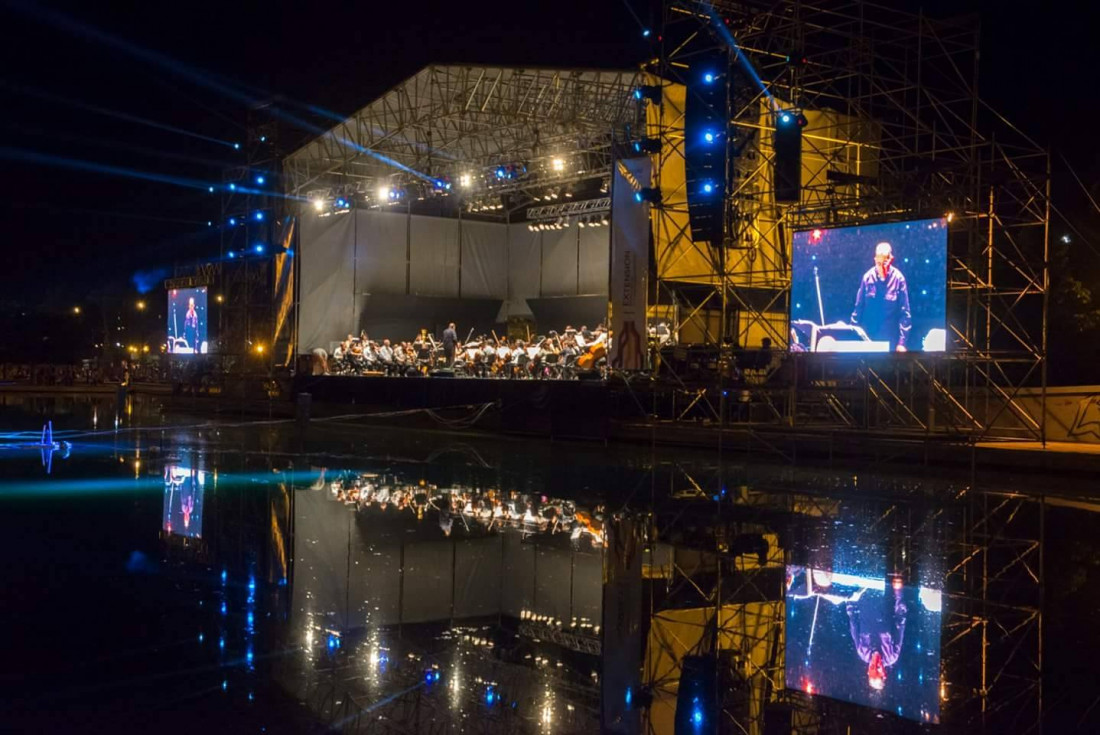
[850,242,912,351]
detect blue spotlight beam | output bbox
[701,2,776,107]
[0,81,235,148]
[10,2,441,183]
[0,146,310,202]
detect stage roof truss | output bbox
[284,65,647,204]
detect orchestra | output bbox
[321,324,613,379]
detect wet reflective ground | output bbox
[0,394,1098,733]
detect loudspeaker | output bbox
[684,54,729,245]
[774,111,806,203]
[674,655,716,735]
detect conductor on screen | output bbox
[850,242,911,351]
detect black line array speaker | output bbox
[684,55,729,245]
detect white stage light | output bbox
[460,174,472,188]
[551,158,565,172]
[311,199,324,212]
[378,186,391,201]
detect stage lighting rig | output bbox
[633,85,662,104]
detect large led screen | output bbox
[163,465,205,538]
[785,566,943,723]
[167,287,208,355]
[790,218,947,353]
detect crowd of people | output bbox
[317,469,607,547]
[314,322,612,380]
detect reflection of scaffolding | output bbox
[648,0,1049,441]
[642,461,1042,734]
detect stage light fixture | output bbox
[233,142,241,150]
[632,137,662,154]
[255,175,265,185]
[702,181,714,194]
[260,135,267,142]
[254,211,264,221]
[228,217,238,227]
[460,174,472,188]
[208,186,215,193]
[335,198,347,208]
[312,199,324,212]
[228,251,237,259]
[703,72,715,84]
[207,221,213,227]
[704,130,716,143]
[254,244,265,254]
[377,186,391,201]
[1062,234,1071,243]
[495,167,507,179]
[634,85,662,104]
[643,28,651,37]
[228,183,237,191]
[551,157,565,172]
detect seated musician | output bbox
[378,339,394,374]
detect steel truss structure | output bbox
[643,460,1043,734]
[218,108,282,369]
[648,0,1049,441]
[283,65,646,218]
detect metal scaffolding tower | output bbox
[648,0,1049,441]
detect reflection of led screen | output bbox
[167,287,208,355]
[785,566,943,723]
[790,219,947,353]
[163,465,205,538]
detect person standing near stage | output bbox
[442,322,458,367]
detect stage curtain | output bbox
[410,215,460,296]
[299,212,355,351]
[459,219,508,298]
[355,210,408,296]
[578,225,610,295]
[506,225,541,318]
[540,226,579,297]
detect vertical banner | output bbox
[272,216,297,366]
[602,515,645,735]
[609,157,652,370]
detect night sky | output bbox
[1,0,1097,349]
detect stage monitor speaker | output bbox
[429,368,455,378]
[576,371,603,382]
[674,655,716,735]
[774,111,806,203]
[684,54,729,245]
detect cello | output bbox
[575,341,606,371]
